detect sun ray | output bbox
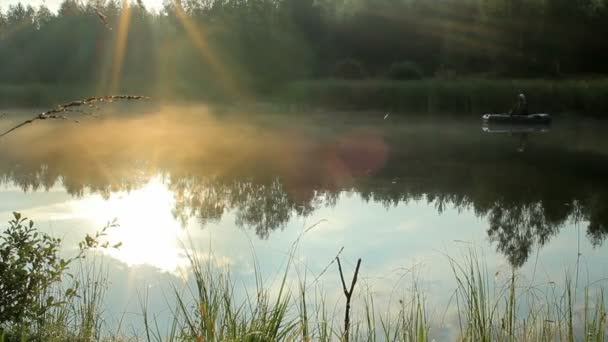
[172,1,246,100]
[109,0,132,94]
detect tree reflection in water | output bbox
[1,108,608,267]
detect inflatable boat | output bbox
[482,113,551,124]
[482,124,550,134]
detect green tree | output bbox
[34,5,54,29]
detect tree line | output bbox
[1,0,608,97]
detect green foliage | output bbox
[0,213,606,340]
[1,0,608,106]
[447,249,608,341]
[278,78,608,114]
[149,246,607,341]
[0,0,317,102]
[0,212,70,327]
[78,218,120,251]
[0,213,119,339]
[387,61,424,81]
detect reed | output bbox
[1,216,606,341]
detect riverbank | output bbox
[274,79,608,115]
[2,78,608,116]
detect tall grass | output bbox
[1,244,606,341]
[369,289,428,342]
[138,247,605,341]
[154,246,300,342]
[0,258,110,342]
[447,250,608,341]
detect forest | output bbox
[1,0,608,105]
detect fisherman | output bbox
[509,93,529,116]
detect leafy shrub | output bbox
[332,59,368,80]
[0,213,119,332]
[0,213,71,327]
[387,61,424,80]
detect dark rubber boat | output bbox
[482,124,550,134]
[482,113,551,124]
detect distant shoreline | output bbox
[2,78,608,115]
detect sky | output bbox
[1,0,164,12]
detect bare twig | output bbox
[0,95,149,138]
[337,257,362,342]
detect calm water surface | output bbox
[1,106,608,338]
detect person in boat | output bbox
[509,93,529,116]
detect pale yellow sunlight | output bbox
[109,0,132,94]
[71,176,190,274]
[172,1,246,99]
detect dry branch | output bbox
[0,95,149,138]
[337,257,362,342]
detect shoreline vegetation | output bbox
[278,79,608,115]
[3,0,608,116]
[2,78,608,115]
[1,214,606,341]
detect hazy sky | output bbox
[1,0,165,12]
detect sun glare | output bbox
[71,176,190,274]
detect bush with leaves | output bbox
[0,212,68,328]
[0,213,119,333]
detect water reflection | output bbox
[482,122,551,153]
[70,176,190,274]
[1,107,608,269]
